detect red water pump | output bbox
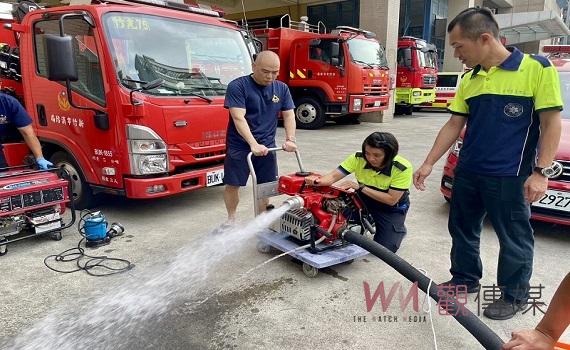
[277,172,368,252]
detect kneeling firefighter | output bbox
[305,132,413,253]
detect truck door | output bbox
[302,38,348,97]
[30,14,117,187]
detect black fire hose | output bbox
[342,229,505,350]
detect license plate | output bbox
[206,169,224,187]
[373,101,381,107]
[532,189,570,212]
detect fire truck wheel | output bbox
[0,238,7,256]
[302,263,319,278]
[295,97,326,130]
[49,231,63,241]
[50,152,95,210]
[256,241,272,254]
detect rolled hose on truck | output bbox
[342,227,505,350]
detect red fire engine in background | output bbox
[250,15,391,129]
[0,0,258,209]
[395,36,438,115]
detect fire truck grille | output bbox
[423,75,436,85]
[280,208,314,241]
[364,85,388,95]
[194,150,225,159]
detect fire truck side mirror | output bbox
[45,34,78,82]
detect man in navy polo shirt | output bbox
[0,92,52,170]
[413,8,562,320]
[221,51,296,227]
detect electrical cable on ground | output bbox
[44,210,134,276]
[419,268,439,350]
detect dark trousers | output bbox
[449,169,534,302]
[357,195,409,253]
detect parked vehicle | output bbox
[0,0,257,208]
[395,36,438,115]
[418,71,463,110]
[441,46,570,225]
[250,15,391,129]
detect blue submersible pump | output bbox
[82,211,125,248]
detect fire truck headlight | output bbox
[353,98,363,111]
[130,140,167,153]
[412,91,422,97]
[127,124,169,175]
[133,154,168,175]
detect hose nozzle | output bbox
[282,196,304,210]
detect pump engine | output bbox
[277,172,368,251]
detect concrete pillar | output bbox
[442,0,482,72]
[359,0,400,123]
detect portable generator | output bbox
[0,167,75,256]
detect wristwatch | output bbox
[534,163,563,179]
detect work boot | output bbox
[483,298,525,320]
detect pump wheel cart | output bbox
[0,165,76,256]
[249,148,369,278]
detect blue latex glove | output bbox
[36,157,53,170]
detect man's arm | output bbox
[281,109,297,152]
[524,110,562,203]
[18,125,44,160]
[228,107,268,156]
[503,272,570,350]
[413,115,467,191]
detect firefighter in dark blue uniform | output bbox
[0,93,52,169]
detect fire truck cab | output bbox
[0,0,257,208]
[251,15,391,129]
[395,36,438,115]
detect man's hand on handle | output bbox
[250,143,269,156]
[413,163,433,191]
[282,140,297,152]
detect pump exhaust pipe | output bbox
[282,196,304,210]
[342,229,504,350]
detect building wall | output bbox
[360,0,401,122]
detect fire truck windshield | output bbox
[347,38,388,67]
[417,49,436,68]
[103,13,252,96]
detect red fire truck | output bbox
[250,15,391,129]
[0,0,257,209]
[395,36,438,115]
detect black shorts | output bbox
[223,148,278,186]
